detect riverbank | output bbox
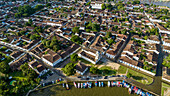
[29,83,138,96]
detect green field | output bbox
[162,83,170,96]
[128,69,153,84]
[30,83,138,96]
[117,65,127,74]
[99,66,116,76]
[117,65,153,84]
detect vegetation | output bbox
[117,65,127,74]
[98,66,116,76]
[15,4,44,18]
[128,69,153,84]
[62,63,75,76]
[0,63,40,96]
[126,73,132,78]
[85,21,100,32]
[72,27,80,34]
[90,66,98,74]
[70,35,83,44]
[42,36,62,52]
[70,53,78,63]
[162,54,170,68]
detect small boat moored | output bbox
[66,84,69,90]
[73,82,77,88]
[63,83,65,88]
[108,81,110,87]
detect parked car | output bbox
[104,76,108,79]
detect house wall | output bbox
[76,67,88,75]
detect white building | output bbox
[78,48,102,64]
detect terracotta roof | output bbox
[43,49,61,63]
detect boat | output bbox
[73,82,77,88]
[135,88,138,93]
[108,81,110,87]
[78,83,80,88]
[123,83,126,87]
[101,82,104,87]
[95,81,97,87]
[63,83,65,88]
[126,84,130,88]
[81,83,83,88]
[99,82,101,87]
[66,84,69,90]
[83,83,85,88]
[128,88,132,94]
[133,86,136,91]
[139,90,142,95]
[88,82,92,88]
[146,92,151,96]
[111,81,113,87]
[137,89,141,95]
[113,82,116,86]
[142,91,146,96]
[117,81,120,87]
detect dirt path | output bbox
[98,58,120,70]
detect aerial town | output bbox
[0,0,169,96]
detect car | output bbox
[104,76,108,79]
[108,76,112,78]
[117,75,120,77]
[112,75,116,77]
[77,76,81,78]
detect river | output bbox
[141,0,170,7]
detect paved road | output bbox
[113,32,132,62]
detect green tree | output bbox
[0,62,10,74]
[70,35,83,44]
[106,32,112,38]
[72,27,80,34]
[70,53,78,62]
[127,73,132,78]
[107,39,114,45]
[90,66,98,74]
[162,55,170,68]
[62,63,75,76]
[101,4,106,10]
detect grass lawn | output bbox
[128,69,153,84]
[9,71,28,80]
[30,82,138,96]
[117,65,127,74]
[162,83,170,96]
[98,66,116,76]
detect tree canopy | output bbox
[90,66,98,74]
[163,55,170,68]
[70,53,78,63]
[62,63,75,76]
[70,35,83,44]
[72,27,80,34]
[0,61,10,74]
